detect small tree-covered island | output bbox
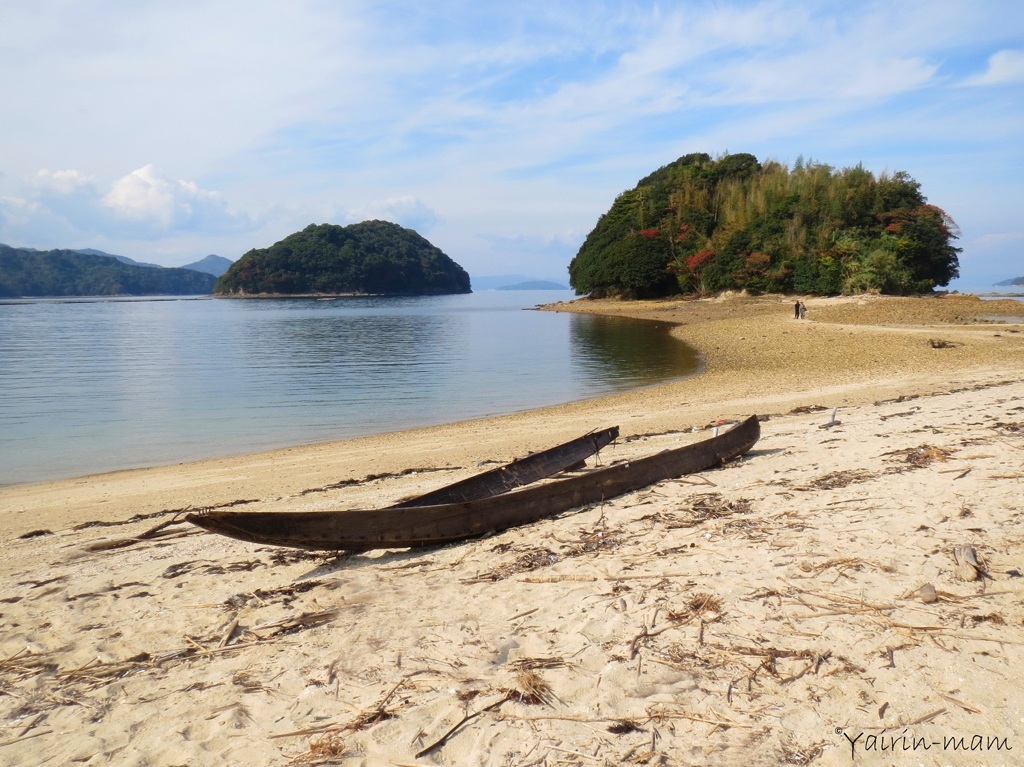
[569,152,962,298]
[214,220,471,297]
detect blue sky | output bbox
[1,1,1021,289]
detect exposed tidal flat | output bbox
[0,290,698,486]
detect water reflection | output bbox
[570,314,700,386]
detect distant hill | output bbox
[472,274,534,290]
[75,249,164,269]
[994,275,1024,287]
[0,245,216,297]
[183,254,233,277]
[472,274,567,290]
[215,221,471,296]
[497,280,569,290]
[72,248,230,275]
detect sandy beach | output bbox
[2,292,1023,766]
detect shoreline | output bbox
[3,292,1023,539]
[2,292,1024,766]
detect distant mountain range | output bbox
[76,249,165,269]
[80,249,233,277]
[472,274,569,291]
[2,245,233,276]
[0,244,222,297]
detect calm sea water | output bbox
[0,291,698,486]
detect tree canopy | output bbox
[569,152,961,298]
[0,246,216,297]
[214,221,471,296]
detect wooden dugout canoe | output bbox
[186,415,760,552]
[392,426,619,507]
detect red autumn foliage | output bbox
[880,204,959,237]
[686,249,715,272]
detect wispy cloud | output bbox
[960,49,1024,87]
[0,1,1022,283]
[971,231,1024,251]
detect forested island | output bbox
[569,152,961,298]
[215,221,471,296]
[0,245,216,297]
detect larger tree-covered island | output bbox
[569,152,961,298]
[214,221,471,296]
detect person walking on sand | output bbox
[794,299,801,319]
[798,301,807,320]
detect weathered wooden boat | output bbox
[392,426,619,507]
[186,415,759,552]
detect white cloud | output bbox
[961,49,1024,86]
[102,165,252,234]
[345,196,441,233]
[34,169,95,195]
[0,165,257,246]
[104,166,182,227]
[11,169,107,238]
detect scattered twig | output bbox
[218,617,239,648]
[414,694,510,759]
[247,609,338,639]
[939,694,981,714]
[629,624,677,659]
[880,409,920,421]
[904,707,946,726]
[599,571,699,581]
[509,607,540,621]
[546,744,603,762]
[518,575,597,583]
[647,706,752,730]
[0,729,54,747]
[16,713,47,738]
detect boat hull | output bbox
[187,415,760,551]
